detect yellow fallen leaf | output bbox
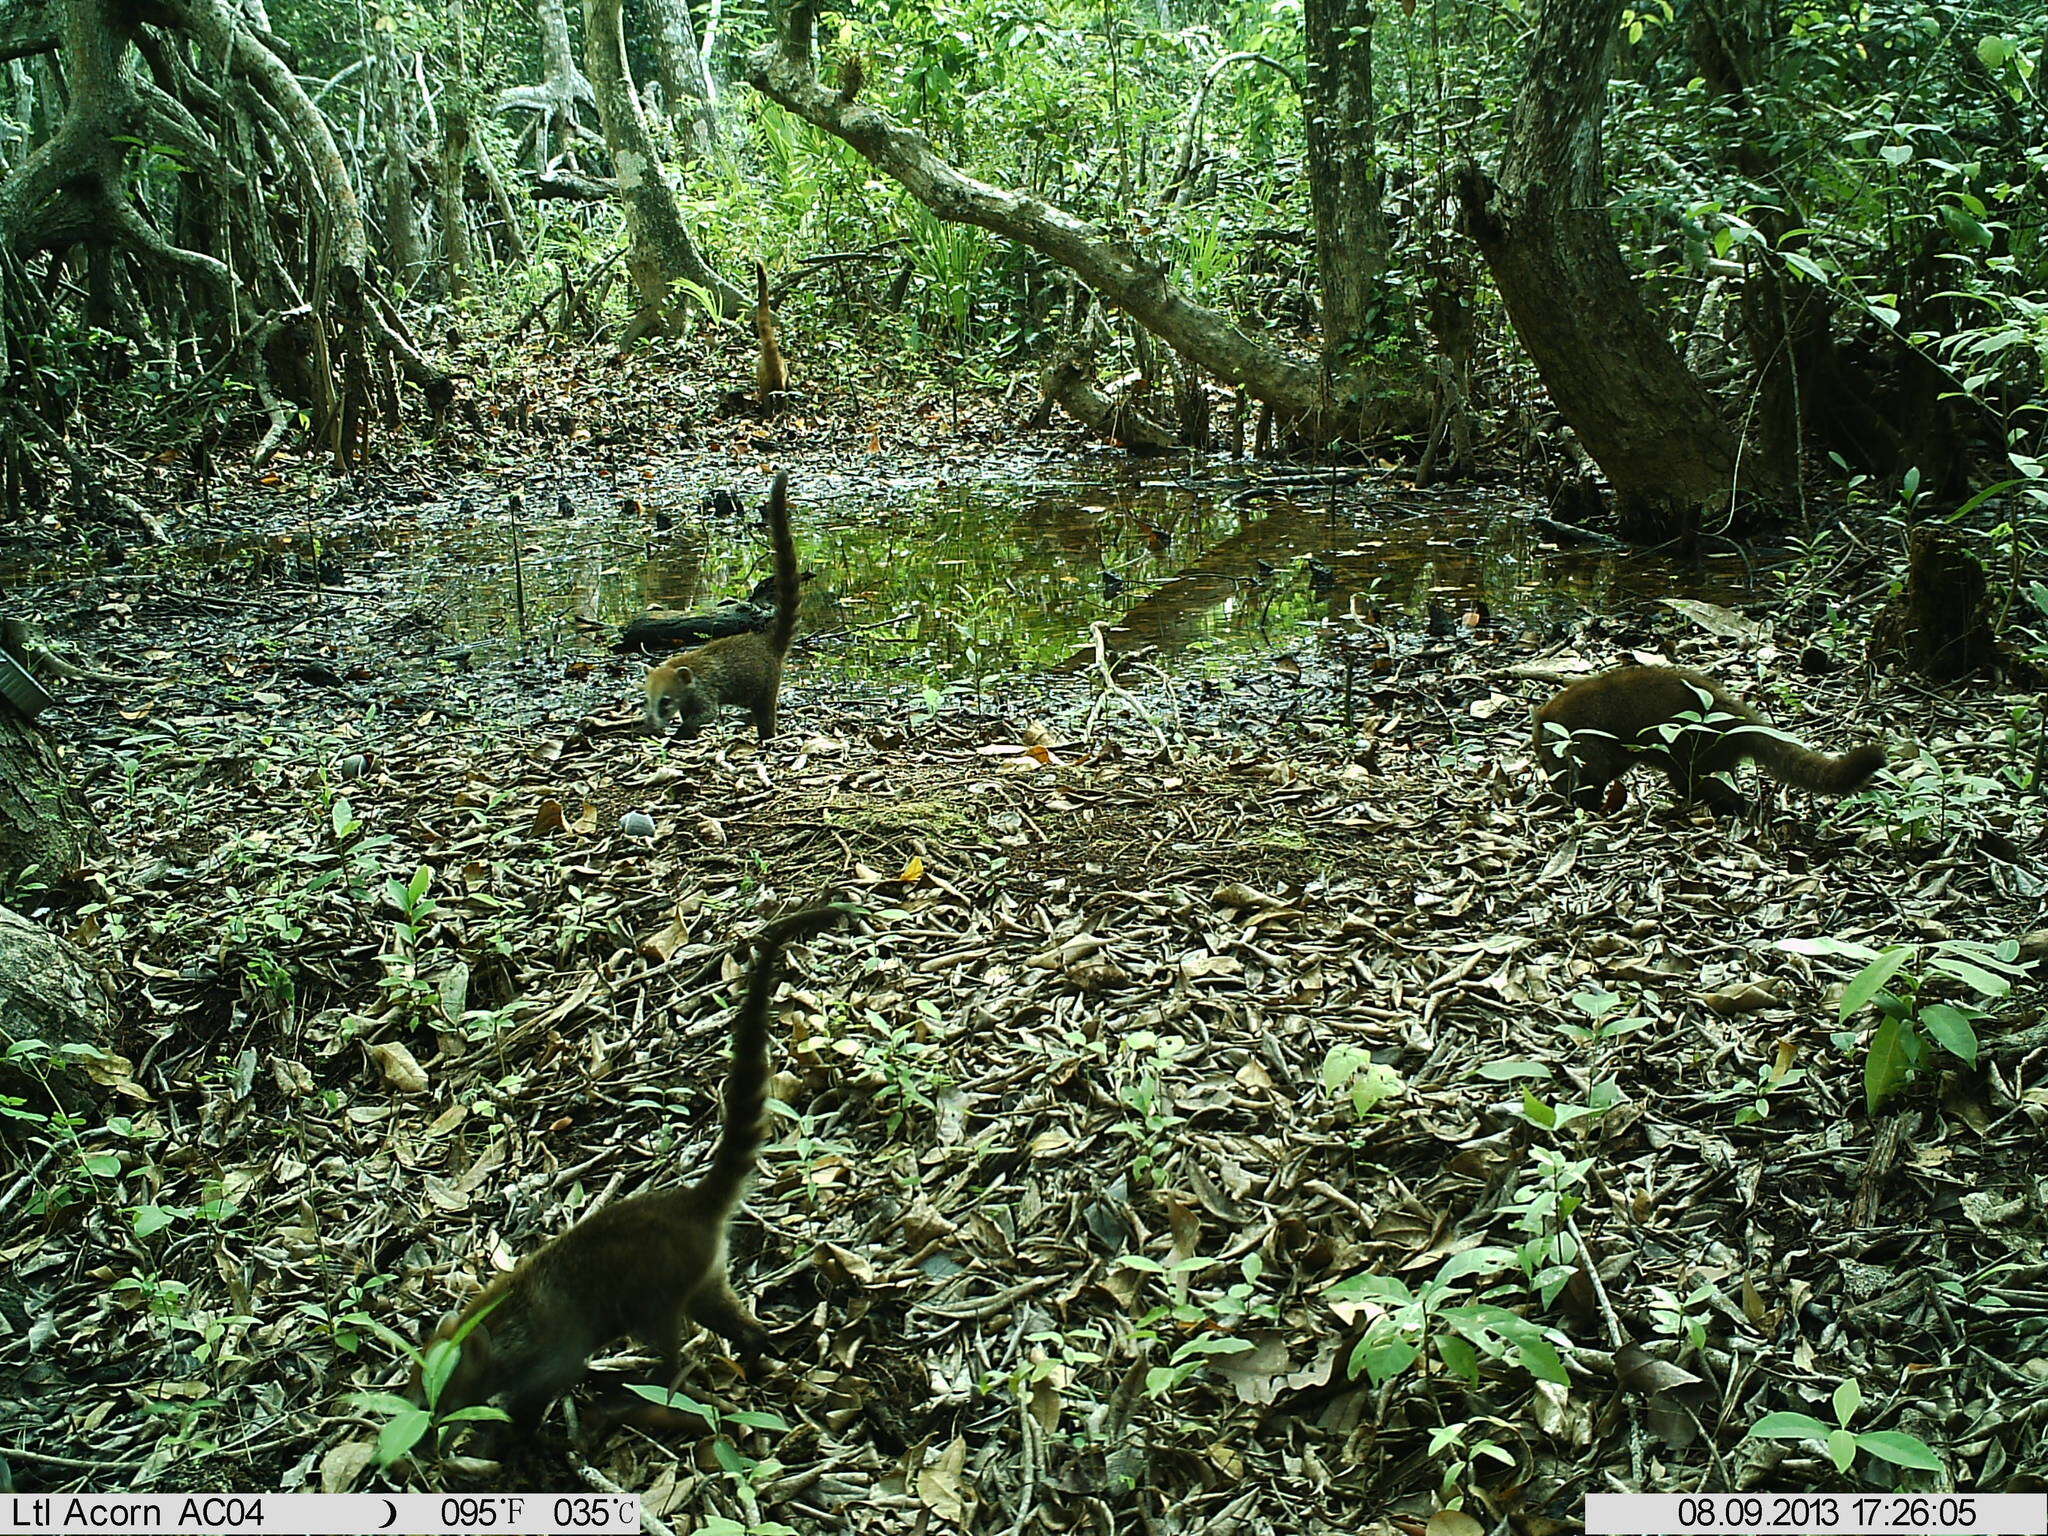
[899,855,925,883]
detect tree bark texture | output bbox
[0,903,120,1113]
[1301,0,1393,384]
[639,0,718,150]
[0,704,95,879]
[0,0,448,463]
[1453,0,1754,541]
[534,0,595,167]
[371,21,426,285]
[583,0,743,325]
[1870,524,1999,682]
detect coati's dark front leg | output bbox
[688,1278,769,1361]
[1670,766,1747,816]
[1542,734,1624,812]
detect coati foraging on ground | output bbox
[643,471,800,739]
[1533,665,1886,815]
[413,904,857,1450]
[754,261,788,407]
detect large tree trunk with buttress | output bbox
[745,6,1422,443]
[0,0,447,465]
[583,0,742,327]
[1452,0,1757,542]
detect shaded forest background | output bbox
[0,0,2041,550]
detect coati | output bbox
[1532,665,1886,815]
[754,261,788,407]
[413,904,857,1450]
[643,471,800,740]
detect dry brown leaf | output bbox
[368,1041,428,1094]
[1702,981,1779,1015]
[915,1435,977,1527]
[318,1439,377,1493]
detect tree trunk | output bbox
[746,14,1421,442]
[0,704,96,879]
[640,0,718,151]
[1301,0,1394,388]
[469,129,530,262]
[583,0,743,327]
[1870,524,1999,682]
[1452,0,1755,542]
[434,0,476,298]
[0,904,121,1113]
[0,0,410,465]
[530,0,595,169]
[370,23,426,285]
[1689,0,1816,498]
[437,104,474,299]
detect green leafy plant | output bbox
[1747,1378,1944,1479]
[1646,1281,1720,1350]
[1427,1418,1518,1509]
[865,1001,954,1137]
[626,1389,794,1532]
[1327,1247,1568,1391]
[1712,1048,1810,1127]
[348,1304,509,1468]
[1109,1030,1186,1185]
[1320,1044,1405,1119]
[1780,935,2025,1111]
[1120,1250,1279,1397]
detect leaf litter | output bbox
[3,454,2046,1531]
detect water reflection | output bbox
[0,475,1758,681]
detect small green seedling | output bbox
[1747,1378,1944,1480]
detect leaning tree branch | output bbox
[744,34,1325,425]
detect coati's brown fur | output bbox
[754,261,788,407]
[1533,665,1886,815]
[413,905,855,1450]
[643,471,800,740]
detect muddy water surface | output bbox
[2,466,1760,688]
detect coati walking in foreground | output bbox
[414,905,857,1449]
[754,261,788,407]
[1533,665,1886,815]
[643,471,800,739]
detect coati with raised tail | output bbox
[1533,665,1886,815]
[413,904,858,1450]
[643,471,800,739]
[754,261,788,407]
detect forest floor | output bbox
[4,341,2047,1529]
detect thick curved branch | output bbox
[163,0,365,274]
[744,41,1321,417]
[0,0,57,62]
